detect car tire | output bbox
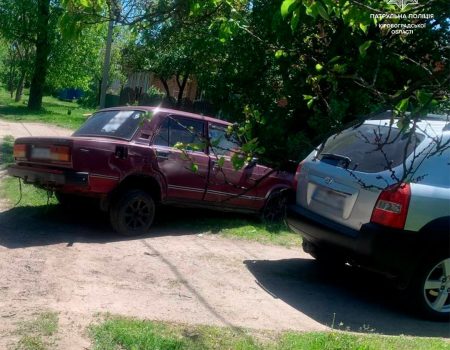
[261,191,287,223]
[110,189,155,236]
[409,253,450,321]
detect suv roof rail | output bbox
[366,110,449,122]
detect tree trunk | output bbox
[159,77,171,98]
[99,18,114,109]
[15,71,26,102]
[7,66,16,99]
[176,73,189,107]
[27,0,50,111]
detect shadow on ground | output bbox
[0,203,268,249]
[245,258,450,338]
[1,204,449,338]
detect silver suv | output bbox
[287,112,450,321]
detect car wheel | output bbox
[410,254,450,321]
[110,189,155,236]
[261,191,287,223]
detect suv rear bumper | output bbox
[287,204,422,283]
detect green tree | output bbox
[27,0,51,110]
[0,0,37,102]
[179,0,449,164]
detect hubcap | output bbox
[423,258,450,313]
[124,198,151,230]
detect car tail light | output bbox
[50,146,71,162]
[13,144,26,159]
[370,183,411,229]
[292,161,305,189]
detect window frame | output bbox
[207,122,242,158]
[152,115,207,154]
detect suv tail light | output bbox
[292,161,304,189]
[370,183,411,229]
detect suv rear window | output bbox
[73,110,143,140]
[318,124,425,173]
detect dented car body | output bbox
[9,107,293,235]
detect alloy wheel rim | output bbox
[124,198,152,230]
[423,258,450,313]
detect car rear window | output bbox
[318,124,425,173]
[73,110,143,140]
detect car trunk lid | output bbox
[14,137,74,168]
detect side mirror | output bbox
[247,157,258,167]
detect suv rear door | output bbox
[152,115,209,201]
[298,121,424,230]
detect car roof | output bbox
[364,111,450,136]
[99,106,232,126]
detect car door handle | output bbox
[156,150,170,160]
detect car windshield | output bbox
[73,110,144,140]
[318,123,425,173]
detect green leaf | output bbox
[328,56,341,64]
[290,8,300,31]
[231,153,245,170]
[395,97,410,113]
[317,3,330,21]
[275,50,285,59]
[190,163,199,173]
[281,0,297,18]
[358,40,373,57]
[303,95,313,100]
[217,157,225,168]
[307,98,315,109]
[173,142,184,149]
[415,90,433,107]
[396,118,408,131]
[359,22,368,34]
[315,63,323,71]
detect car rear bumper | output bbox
[8,165,88,187]
[287,204,422,283]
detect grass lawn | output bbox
[0,86,92,130]
[14,312,59,350]
[90,316,450,350]
[0,134,14,170]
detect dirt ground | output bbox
[0,122,448,348]
[0,120,72,139]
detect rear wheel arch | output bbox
[264,185,294,201]
[260,185,293,222]
[109,174,163,207]
[418,216,450,253]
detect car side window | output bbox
[169,117,205,152]
[153,118,169,146]
[153,116,205,152]
[209,123,241,157]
